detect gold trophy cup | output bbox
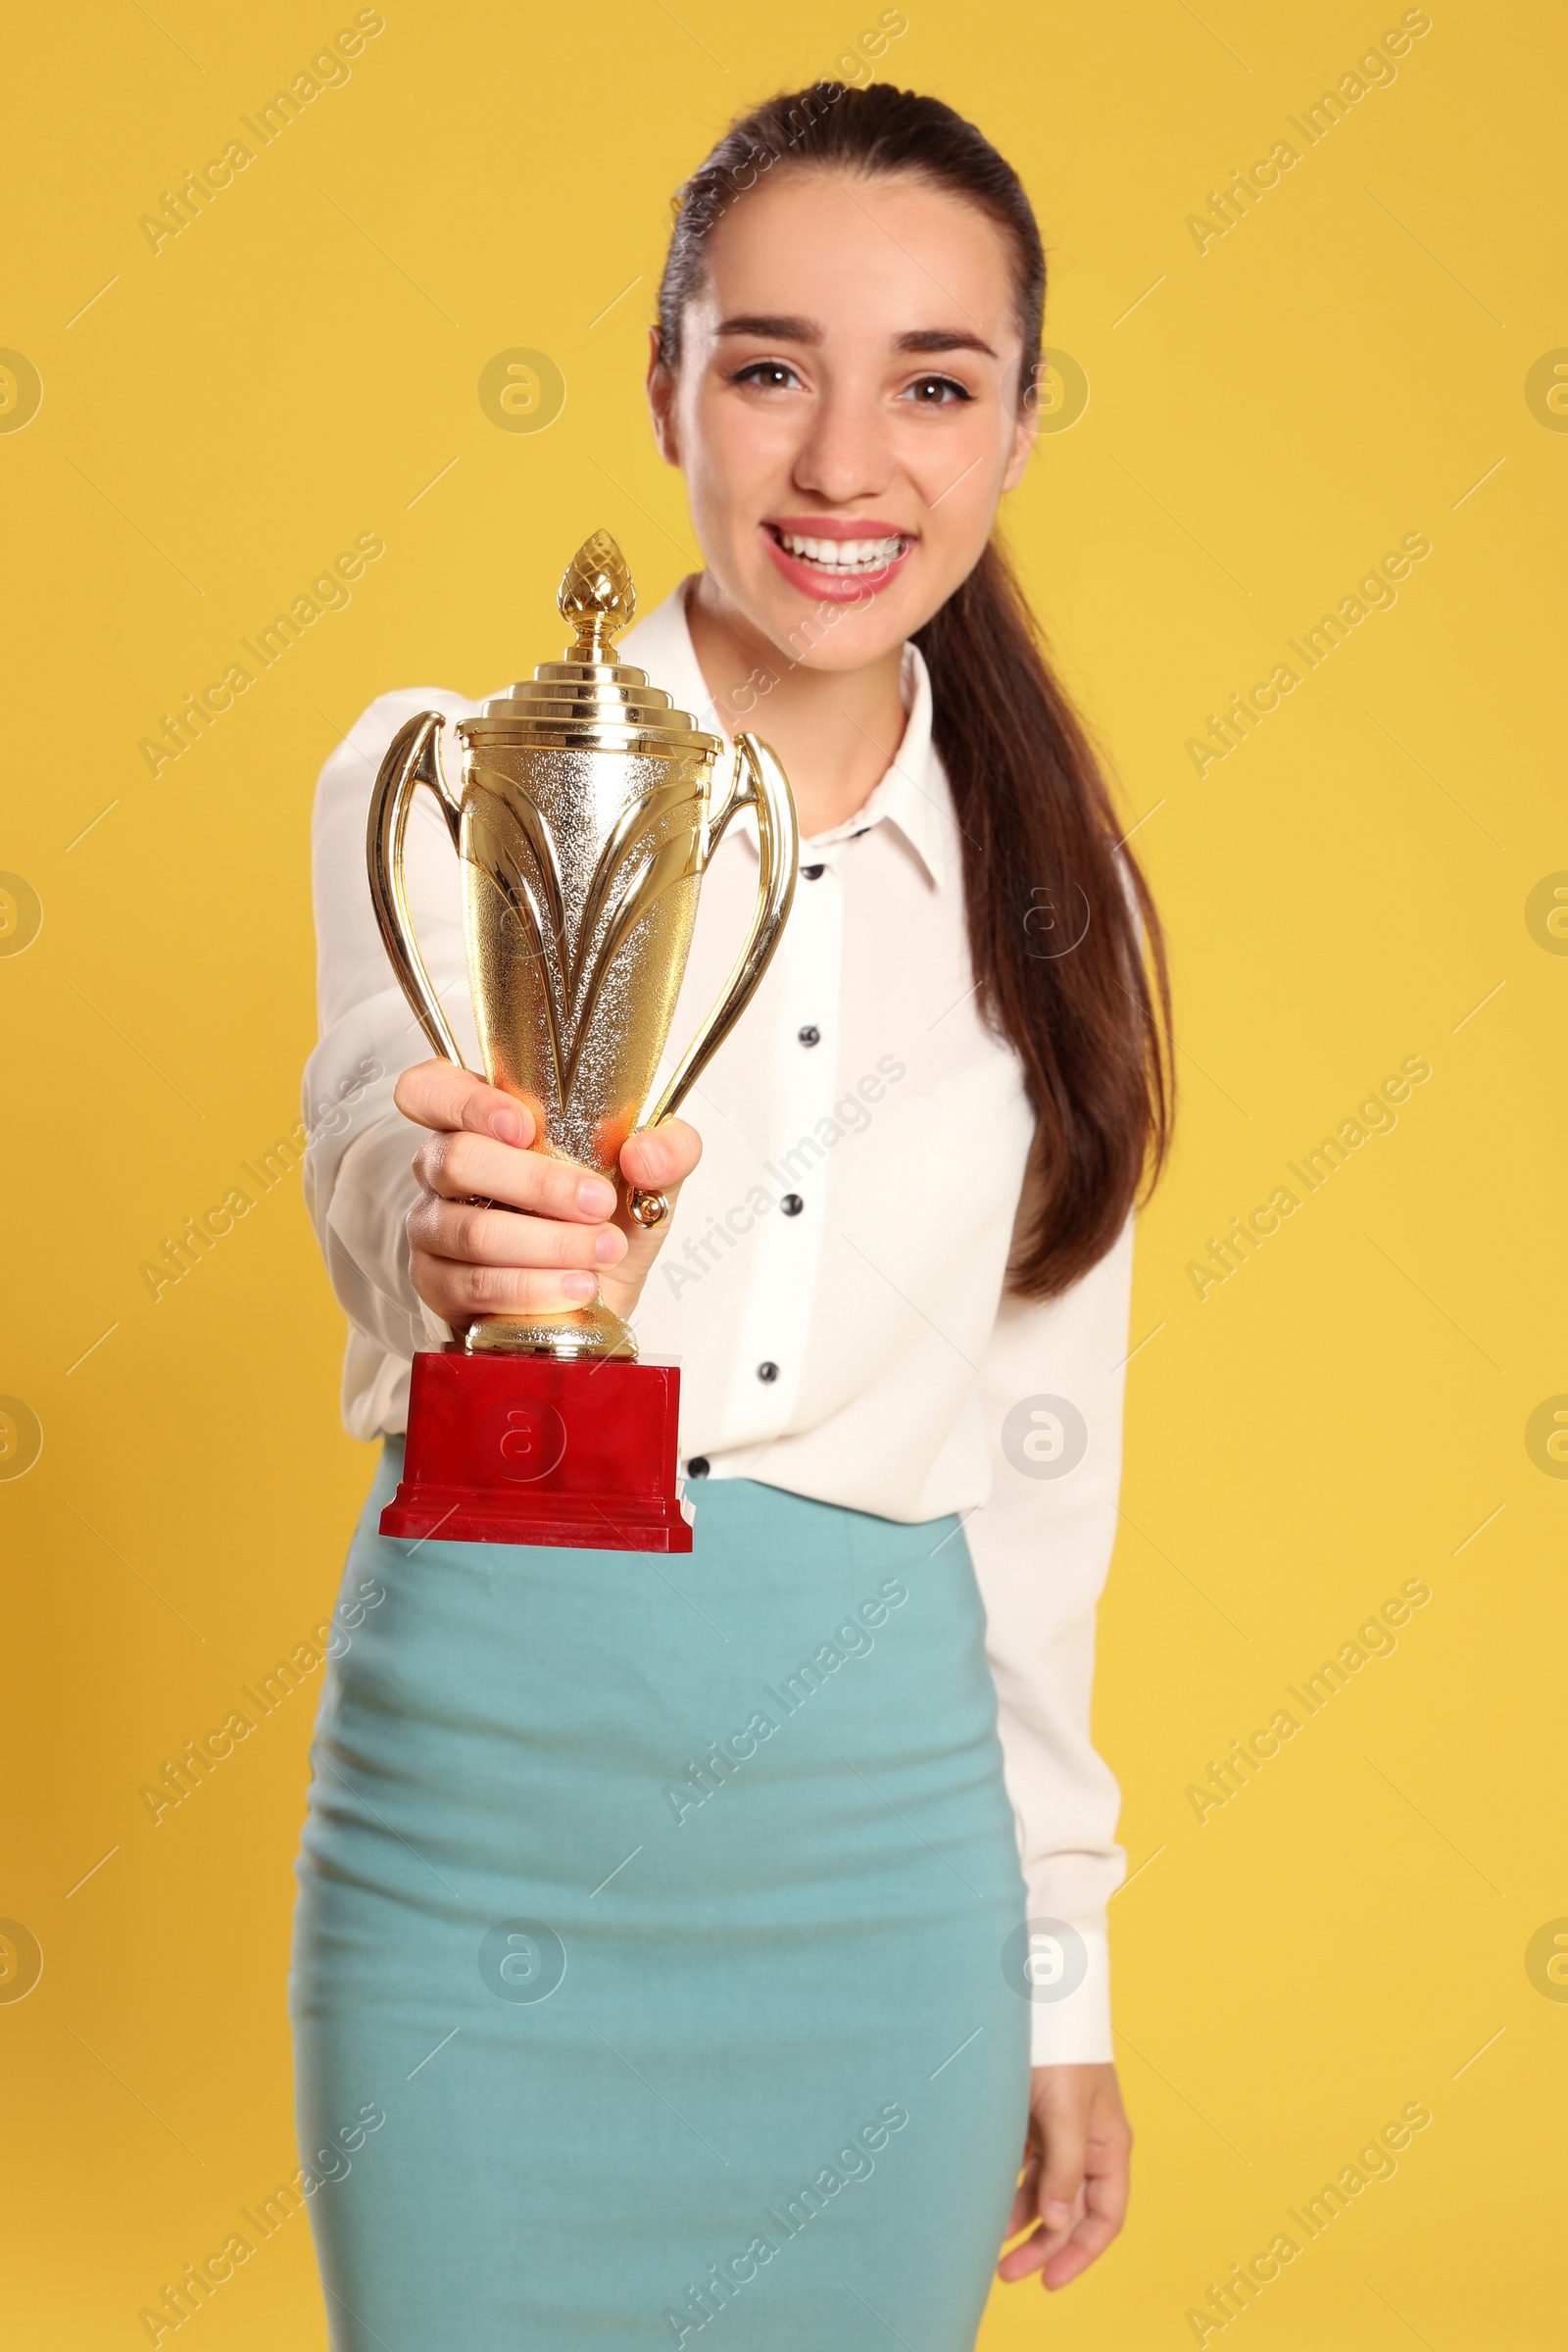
[365,532,798,1551]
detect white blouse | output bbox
[302,583,1135,2065]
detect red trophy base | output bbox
[378,1348,694,1553]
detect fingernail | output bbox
[577,1177,616,1215]
[636,1135,667,1181]
[563,1272,598,1301]
[594,1229,623,1263]
[490,1105,524,1144]
[1044,2203,1071,2227]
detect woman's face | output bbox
[648,168,1037,671]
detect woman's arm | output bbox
[300,690,480,1423]
[967,1217,1135,2056]
[964,1205,1138,2285]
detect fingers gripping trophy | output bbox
[365,532,799,1552]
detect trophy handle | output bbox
[627,732,800,1228]
[366,711,467,1066]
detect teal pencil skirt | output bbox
[289,1440,1030,2349]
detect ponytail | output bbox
[915,544,1169,1295]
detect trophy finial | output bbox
[559,530,637,662]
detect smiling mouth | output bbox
[765,524,912,574]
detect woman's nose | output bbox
[791,387,893,506]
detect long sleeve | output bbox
[300,687,482,1439]
[963,1210,1135,2066]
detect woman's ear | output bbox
[1002,357,1042,493]
[646,325,680,466]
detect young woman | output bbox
[291,81,1170,2352]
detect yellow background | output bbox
[2,0,1562,2342]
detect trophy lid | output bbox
[474,530,720,754]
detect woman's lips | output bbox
[760,521,915,604]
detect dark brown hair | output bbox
[657,82,1172,1298]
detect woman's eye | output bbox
[732,360,801,391]
[904,374,972,405]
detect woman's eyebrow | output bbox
[714,313,820,341]
[895,327,997,358]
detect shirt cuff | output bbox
[1025,1927,1113,2067]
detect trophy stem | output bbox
[463,1301,638,1361]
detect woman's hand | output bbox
[998,2063,1131,2290]
[393,1060,701,1334]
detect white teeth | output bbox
[777,529,906,570]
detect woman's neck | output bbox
[684,572,909,840]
